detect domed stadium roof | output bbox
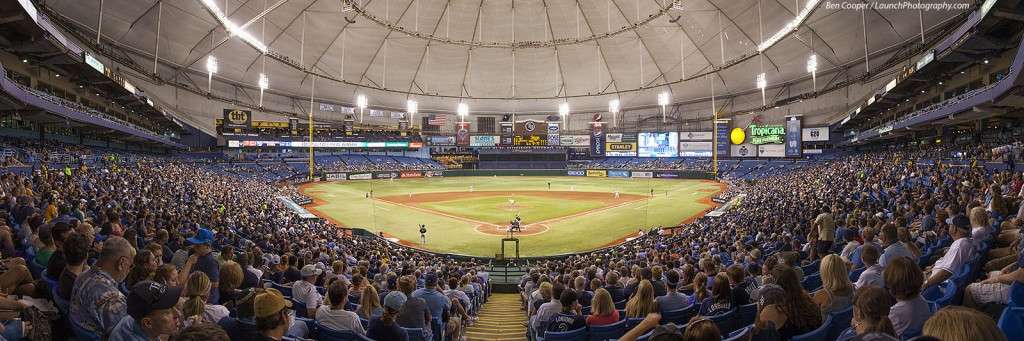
[47,0,969,116]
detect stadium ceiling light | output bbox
[658,92,670,123]
[406,99,418,122]
[457,102,469,123]
[257,73,269,107]
[756,73,767,106]
[205,55,218,93]
[558,101,570,117]
[198,0,268,53]
[356,94,367,122]
[807,54,818,92]
[758,0,821,52]
[608,98,620,127]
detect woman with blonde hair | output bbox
[970,206,994,242]
[357,285,384,320]
[692,272,710,304]
[812,254,855,314]
[586,288,619,326]
[922,306,1007,341]
[624,280,659,318]
[898,227,922,260]
[180,271,230,324]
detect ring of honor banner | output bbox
[591,122,605,157]
[223,109,252,129]
[785,116,802,157]
[456,122,471,146]
[715,119,731,158]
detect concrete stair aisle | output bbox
[466,293,528,341]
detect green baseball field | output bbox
[301,176,723,257]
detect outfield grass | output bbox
[302,176,721,257]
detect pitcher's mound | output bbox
[474,223,549,236]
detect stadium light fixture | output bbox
[559,101,569,117]
[756,73,767,106]
[356,94,367,122]
[205,55,218,93]
[658,92,670,123]
[457,102,469,123]
[807,54,818,92]
[257,73,268,107]
[198,0,268,53]
[608,98,620,127]
[758,0,821,53]
[407,99,418,122]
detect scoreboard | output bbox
[513,135,546,146]
[511,120,549,146]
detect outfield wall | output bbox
[321,169,714,180]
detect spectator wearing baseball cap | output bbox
[182,228,221,304]
[923,214,976,289]
[292,264,323,318]
[109,280,182,341]
[217,288,259,341]
[367,291,409,341]
[254,288,293,341]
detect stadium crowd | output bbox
[0,138,1016,341]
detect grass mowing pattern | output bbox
[302,176,721,257]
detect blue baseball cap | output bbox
[187,228,215,245]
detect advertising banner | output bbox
[374,172,400,179]
[785,116,802,157]
[654,171,680,178]
[547,123,561,146]
[429,136,456,146]
[424,170,444,177]
[560,135,591,146]
[801,127,830,142]
[605,142,638,157]
[590,123,605,157]
[500,122,514,146]
[223,109,252,129]
[586,170,608,177]
[731,143,758,158]
[638,132,679,157]
[679,131,714,141]
[679,142,713,157]
[325,172,347,181]
[608,170,630,178]
[567,170,586,176]
[606,133,623,143]
[456,122,471,146]
[631,171,654,178]
[348,173,372,180]
[400,171,423,178]
[715,119,731,157]
[759,144,786,157]
[469,136,498,147]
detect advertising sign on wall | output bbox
[429,135,456,146]
[748,124,786,145]
[424,170,444,177]
[400,171,423,178]
[759,144,786,157]
[456,122,471,146]
[679,131,714,141]
[567,170,586,176]
[605,142,638,157]
[631,171,654,178]
[469,136,498,147]
[731,143,758,157]
[223,109,252,129]
[325,172,347,181]
[348,173,372,180]
[591,123,605,156]
[560,135,591,146]
[715,119,731,157]
[801,127,830,142]
[606,133,623,143]
[374,172,400,179]
[608,170,630,178]
[654,172,680,178]
[547,123,561,146]
[679,142,713,157]
[586,170,608,177]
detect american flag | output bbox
[428,114,448,126]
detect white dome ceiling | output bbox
[47,0,970,116]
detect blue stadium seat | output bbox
[922,280,958,308]
[724,326,751,341]
[403,327,428,341]
[614,300,626,310]
[706,309,736,335]
[542,327,587,341]
[661,305,697,325]
[1008,281,1024,307]
[998,307,1024,337]
[802,273,822,292]
[273,282,293,297]
[828,305,854,341]
[848,267,865,282]
[581,305,591,316]
[736,303,758,327]
[801,260,821,275]
[292,299,310,318]
[588,319,627,341]
[791,315,831,341]
[316,322,373,341]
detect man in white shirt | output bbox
[855,244,885,289]
[292,264,323,317]
[923,215,976,289]
[531,285,564,336]
[839,230,861,263]
[316,280,366,334]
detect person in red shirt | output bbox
[585,288,620,326]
